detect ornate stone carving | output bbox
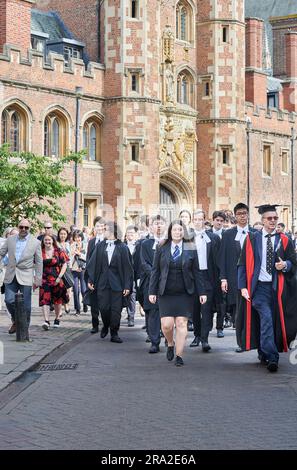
[163,24,175,63]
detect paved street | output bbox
[0,316,296,450]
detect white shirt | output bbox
[259,229,276,282]
[95,235,104,245]
[127,241,136,255]
[213,228,223,239]
[235,224,249,248]
[106,240,116,265]
[194,230,210,270]
[152,237,164,250]
[171,241,183,257]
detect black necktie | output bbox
[266,234,274,275]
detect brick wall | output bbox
[35,0,101,62]
[0,0,34,55]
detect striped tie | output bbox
[172,245,180,262]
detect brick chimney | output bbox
[245,17,267,107]
[282,32,297,112]
[0,0,34,55]
[246,17,263,69]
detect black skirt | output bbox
[159,293,194,318]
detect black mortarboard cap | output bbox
[255,204,281,215]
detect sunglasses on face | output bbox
[265,216,279,221]
[19,226,30,230]
[44,227,52,229]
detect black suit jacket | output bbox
[219,226,255,305]
[148,241,206,297]
[86,240,133,292]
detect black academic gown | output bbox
[237,231,297,352]
[219,226,254,307]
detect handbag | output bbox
[75,255,87,271]
[62,267,74,289]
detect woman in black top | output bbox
[149,220,207,366]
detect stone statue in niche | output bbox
[165,64,175,104]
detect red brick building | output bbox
[0,0,297,229]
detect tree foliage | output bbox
[0,145,84,234]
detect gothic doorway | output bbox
[160,185,176,223]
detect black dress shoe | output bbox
[258,354,268,365]
[110,335,123,343]
[235,346,243,353]
[190,336,201,348]
[91,327,99,334]
[100,327,109,338]
[128,320,134,327]
[149,344,160,354]
[175,356,184,367]
[202,342,211,352]
[167,345,174,361]
[217,329,224,338]
[145,336,151,343]
[267,361,278,372]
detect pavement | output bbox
[0,306,296,450]
[0,291,91,393]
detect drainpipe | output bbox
[291,126,296,233]
[246,116,252,208]
[74,86,83,226]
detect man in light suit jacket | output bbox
[0,219,43,334]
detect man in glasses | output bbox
[0,219,43,335]
[220,203,255,349]
[37,221,55,242]
[237,205,297,373]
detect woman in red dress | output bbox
[40,235,69,330]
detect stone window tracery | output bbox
[176,1,193,43]
[44,111,68,158]
[0,105,27,152]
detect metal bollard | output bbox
[15,293,29,342]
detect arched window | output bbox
[44,111,68,158]
[176,1,193,42]
[83,117,101,162]
[177,70,195,107]
[0,105,28,152]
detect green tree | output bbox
[0,145,84,234]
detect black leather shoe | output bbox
[145,336,151,343]
[258,354,268,365]
[110,335,123,343]
[202,342,211,352]
[83,304,88,313]
[267,361,278,372]
[149,344,160,354]
[235,346,243,353]
[217,329,224,338]
[91,327,99,334]
[128,320,134,327]
[167,345,174,361]
[190,336,200,348]
[175,356,184,367]
[100,327,108,338]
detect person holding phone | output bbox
[237,204,297,373]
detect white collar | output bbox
[171,241,183,249]
[237,225,248,233]
[262,229,276,237]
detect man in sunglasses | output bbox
[0,219,43,335]
[237,205,297,373]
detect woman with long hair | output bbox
[40,234,69,330]
[57,227,71,314]
[149,220,207,366]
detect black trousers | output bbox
[97,289,122,336]
[215,302,226,330]
[193,290,214,342]
[90,291,100,328]
[146,308,161,346]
